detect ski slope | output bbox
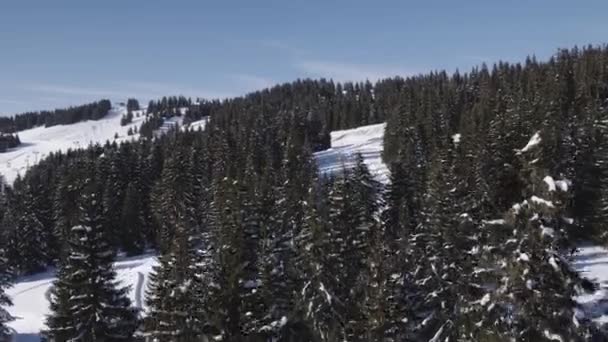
[0,106,145,184]
[7,254,157,341]
[5,122,389,341]
[314,122,389,183]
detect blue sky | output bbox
[1,0,607,115]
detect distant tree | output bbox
[127,98,140,112]
[0,242,13,341]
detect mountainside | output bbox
[0,105,208,184]
[0,105,142,184]
[5,121,389,341]
[5,118,608,341]
[4,46,608,341]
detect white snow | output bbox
[543,330,564,342]
[452,133,461,144]
[314,122,389,183]
[555,179,570,192]
[518,253,530,262]
[541,225,555,238]
[544,176,556,192]
[0,105,145,184]
[573,245,608,326]
[519,131,541,153]
[530,195,554,208]
[6,254,157,341]
[184,117,209,132]
[483,219,505,225]
[478,293,491,306]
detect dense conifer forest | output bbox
[0,99,112,133]
[2,45,608,341]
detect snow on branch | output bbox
[518,131,541,154]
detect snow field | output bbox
[0,106,145,184]
[314,122,389,184]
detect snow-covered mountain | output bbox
[5,121,388,341]
[0,105,207,184]
[0,106,142,184]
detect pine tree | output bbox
[488,130,592,340]
[44,189,138,341]
[144,210,209,341]
[144,145,210,341]
[12,187,49,274]
[0,243,13,341]
[345,154,384,340]
[120,182,146,255]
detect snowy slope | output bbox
[7,254,157,341]
[0,105,205,184]
[184,117,209,132]
[573,245,608,326]
[0,106,145,184]
[6,122,389,341]
[314,122,389,183]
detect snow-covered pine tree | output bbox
[298,172,350,341]
[44,189,138,341]
[489,130,592,341]
[589,106,608,241]
[144,207,209,341]
[44,262,75,341]
[237,160,267,338]
[299,157,381,342]
[347,154,385,340]
[150,142,193,253]
[0,242,13,341]
[12,187,49,274]
[257,139,315,339]
[102,151,126,249]
[144,139,211,341]
[404,144,461,341]
[120,181,146,255]
[380,162,416,341]
[204,172,248,340]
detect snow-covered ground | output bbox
[5,121,388,341]
[0,104,205,184]
[314,122,389,183]
[185,117,209,132]
[573,245,608,326]
[0,106,145,184]
[7,254,157,341]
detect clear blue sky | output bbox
[1,0,607,115]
